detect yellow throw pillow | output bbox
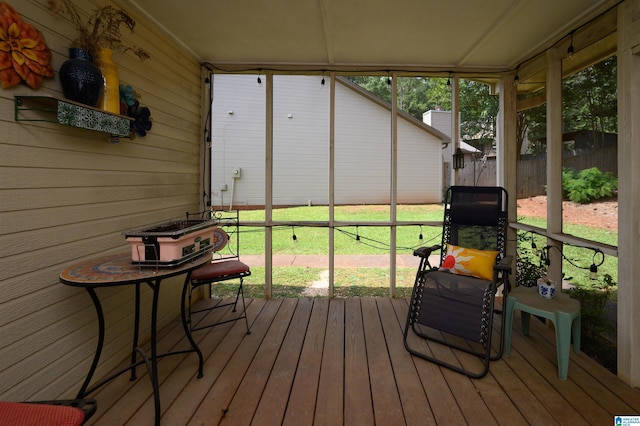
[439,244,499,280]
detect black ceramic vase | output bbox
[59,48,103,107]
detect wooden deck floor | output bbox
[85,297,640,425]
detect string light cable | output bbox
[541,243,605,279]
[235,223,442,254]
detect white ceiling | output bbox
[131,0,617,77]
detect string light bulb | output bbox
[419,225,423,241]
[292,226,297,241]
[446,72,451,88]
[590,248,604,279]
[321,70,326,87]
[257,70,263,87]
[356,226,361,243]
[567,31,575,60]
[589,263,598,279]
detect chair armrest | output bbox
[494,255,513,272]
[494,255,513,292]
[413,244,441,258]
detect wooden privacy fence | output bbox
[455,146,618,199]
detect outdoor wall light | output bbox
[453,148,465,170]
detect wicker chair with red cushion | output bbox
[186,210,251,334]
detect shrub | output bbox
[562,167,617,203]
[568,274,617,373]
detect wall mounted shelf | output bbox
[14,95,133,139]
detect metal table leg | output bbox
[181,272,204,378]
[76,288,104,399]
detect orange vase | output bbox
[96,48,120,114]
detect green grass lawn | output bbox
[212,204,618,298]
[216,266,416,298]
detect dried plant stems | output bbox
[48,0,149,60]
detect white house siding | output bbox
[0,0,203,401]
[211,76,443,207]
[336,91,444,204]
[211,75,330,207]
[334,83,392,204]
[273,76,330,206]
[210,74,266,209]
[397,121,443,203]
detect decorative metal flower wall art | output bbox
[0,2,53,89]
[120,84,152,137]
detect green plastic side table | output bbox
[505,286,581,380]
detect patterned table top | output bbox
[59,252,210,287]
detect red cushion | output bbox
[191,260,250,281]
[0,401,84,426]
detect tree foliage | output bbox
[517,55,617,156]
[459,80,498,152]
[346,57,616,157]
[562,56,617,147]
[346,76,452,118]
[345,76,498,152]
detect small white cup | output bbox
[537,278,556,299]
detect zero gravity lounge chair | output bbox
[404,186,512,378]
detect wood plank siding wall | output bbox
[0,0,203,401]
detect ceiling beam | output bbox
[515,6,617,94]
[517,91,546,111]
[318,0,335,65]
